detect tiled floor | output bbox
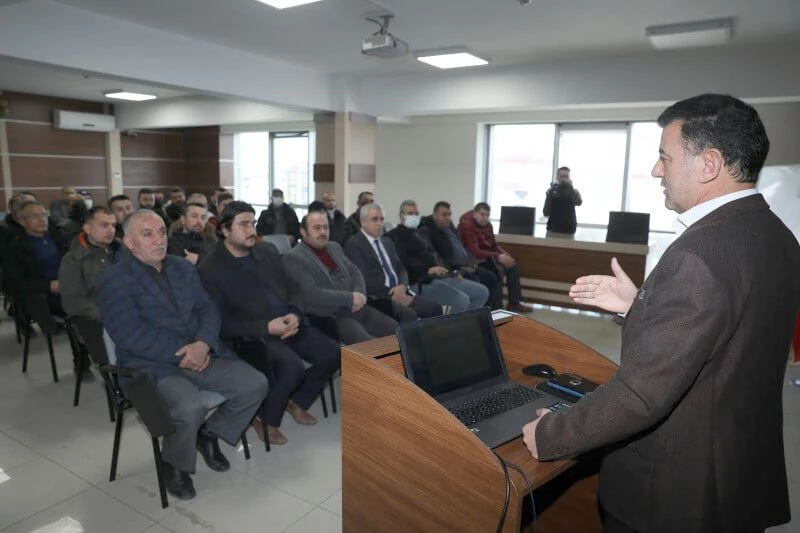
[1,306,798,532]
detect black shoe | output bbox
[196,426,230,472]
[161,461,196,500]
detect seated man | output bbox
[207,193,234,230]
[256,188,301,244]
[165,187,187,223]
[167,202,216,266]
[344,203,442,322]
[388,200,489,314]
[198,202,340,445]
[109,194,134,239]
[419,201,503,309]
[137,188,170,227]
[343,191,373,242]
[322,192,348,245]
[284,211,397,344]
[96,210,268,501]
[458,202,530,313]
[59,206,122,320]
[4,201,71,316]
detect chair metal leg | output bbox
[329,376,337,414]
[320,390,329,418]
[241,432,251,460]
[21,323,31,373]
[109,410,124,482]
[151,437,169,509]
[46,334,59,383]
[265,435,271,453]
[104,383,117,423]
[73,356,84,407]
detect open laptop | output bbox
[397,307,570,448]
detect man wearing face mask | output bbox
[256,188,300,245]
[387,200,489,314]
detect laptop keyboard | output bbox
[448,385,544,426]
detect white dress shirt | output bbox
[673,188,758,236]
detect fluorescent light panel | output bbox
[254,0,323,8]
[103,90,157,102]
[416,51,489,69]
[646,18,732,50]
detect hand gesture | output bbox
[352,291,367,312]
[184,250,199,265]
[428,266,449,278]
[497,253,515,268]
[389,284,413,306]
[522,408,551,459]
[569,257,637,314]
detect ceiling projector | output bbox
[361,14,408,59]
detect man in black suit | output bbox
[199,201,340,445]
[342,190,373,242]
[525,94,800,532]
[344,203,442,322]
[256,188,301,244]
[322,192,347,244]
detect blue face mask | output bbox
[403,214,420,229]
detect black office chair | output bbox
[20,293,82,386]
[72,316,252,509]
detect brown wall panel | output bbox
[314,163,334,183]
[7,122,106,157]
[121,132,185,160]
[4,91,108,123]
[122,160,186,187]
[0,190,6,212]
[220,162,234,188]
[185,161,220,186]
[9,156,106,188]
[12,187,108,208]
[185,133,220,161]
[349,163,376,184]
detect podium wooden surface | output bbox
[342,315,619,532]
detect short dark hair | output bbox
[474,202,491,213]
[657,93,769,183]
[271,188,284,196]
[307,200,326,213]
[217,192,234,203]
[182,202,207,216]
[18,200,44,214]
[213,187,227,194]
[217,201,255,239]
[357,191,373,203]
[170,187,185,194]
[432,201,451,213]
[557,166,570,173]
[86,206,114,221]
[301,210,328,231]
[108,195,131,207]
[138,188,155,197]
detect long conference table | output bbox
[495,227,649,309]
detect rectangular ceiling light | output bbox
[254,0,323,8]
[646,18,733,50]
[416,50,489,70]
[103,90,157,102]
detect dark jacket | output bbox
[198,241,303,341]
[58,233,122,319]
[343,209,361,242]
[543,183,582,234]
[256,203,300,242]
[167,230,217,266]
[419,216,479,270]
[536,195,800,532]
[327,209,348,245]
[385,224,440,285]
[457,211,507,261]
[0,215,25,268]
[96,252,234,379]
[344,231,409,297]
[165,203,183,223]
[3,227,70,299]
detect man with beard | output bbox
[167,203,216,266]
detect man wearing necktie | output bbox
[344,203,442,322]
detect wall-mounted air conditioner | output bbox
[53,110,116,133]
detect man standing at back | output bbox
[525,94,800,532]
[543,166,582,238]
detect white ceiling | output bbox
[0,57,191,102]
[55,0,800,75]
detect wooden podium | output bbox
[342,315,619,532]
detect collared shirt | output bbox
[362,229,399,288]
[311,245,338,272]
[673,188,758,236]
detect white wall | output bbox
[375,102,800,225]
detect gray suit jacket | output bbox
[283,241,366,317]
[536,194,800,532]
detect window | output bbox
[626,122,672,231]
[485,121,669,233]
[486,124,556,220]
[234,130,315,213]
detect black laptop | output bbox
[397,307,569,448]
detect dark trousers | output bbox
[155,357,268,473]
[233,326,340,426]
[603,511,639,533]
[471,266,503,310]
[484,261,522,305]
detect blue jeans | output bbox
[413,277,490,314]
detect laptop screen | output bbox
[397,308,507,398]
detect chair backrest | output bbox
[261,234,292,254]
[24,294,59,334]
[71,316,110,366]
